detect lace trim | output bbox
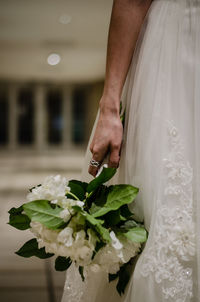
[141,120,195,301]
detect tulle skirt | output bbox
[61,0,200,301]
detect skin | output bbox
[89,0,153,177]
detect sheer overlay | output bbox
[61,0,200,301]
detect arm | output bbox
[89,0,153,176]
[101,0,153,114]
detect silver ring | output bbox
[89,159,101,167]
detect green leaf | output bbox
[15,238,54,259]
[120,205,133,219]
[76,208,111,243]
[55,256,72,271]
[89,203,102,215]
[93,185,139,218]
[84,212,104,225]
[78,266,85,281]
[109,260,132,296]
[8,206,31,230]
[23,200,65,230]
[120,110,126,128]
[104,209,126,226]
[109,272,118,282]
[116,262,131,295]
[119,101,122,114]
[123,227,147,243]
[89,185,109,214]
[8,214,31,230]
[67,180,88,201]
[119,101,126,128]
[84,212,111,243]
[120,220,140,231]
[71,205,83,212]
[8,205,23,215]
[86,167,117,193]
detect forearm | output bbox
[100,0,153,114]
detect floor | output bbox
[0,152,86,302]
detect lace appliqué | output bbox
[141,120,195,301]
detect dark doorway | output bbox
[46,89,63,144]
[72,88,86,144]
[17,88,34,145]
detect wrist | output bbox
[99,95,120,116]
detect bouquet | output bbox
[8,165,147,295]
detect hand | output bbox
[88,107,123,177]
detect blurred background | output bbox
[0,0,112,301]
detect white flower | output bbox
[120,238,141,263]
[91,244,121,274]
[89,264,101,273]
[30,221,60,251]
[60,208,71,222]
[72,244,93,265]
[44,242,58,255]
[27,175,70,206]
[42,228,58,242]
[75,200,84,208]
[67,229,95,266]
[56,245,72,257]
[89,232,141,274]
[57,227,74,247]
[110,231,123,250]
[60,198,84,218]
[62,198,84,209]
[37,238,45,249]
[74,230,86,244]
[30,221,59,243]
[30,221,43,237]
[87,228,98,247]
[30,221,58,241]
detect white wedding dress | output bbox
[61,0,200,301]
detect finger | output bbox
[89,141,94,153]
[88,146,108,177]
[108,145,120,168]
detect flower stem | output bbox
[66,191,79,200]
